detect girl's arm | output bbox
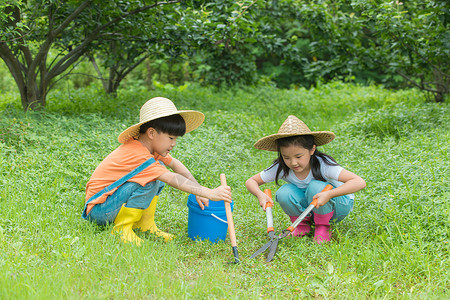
[157,171,232,203]
[166,158,217,208]
[245,173,274,210]
[314,169,366,207]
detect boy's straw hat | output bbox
[254,115,335,151]
[118,97,205,143]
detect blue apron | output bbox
[81,157,156,219]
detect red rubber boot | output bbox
[313,211,334,244]
[289,216,311,237]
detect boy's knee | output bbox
[127,181,164,209]
[156,181,165,195]
[141,180,164,192]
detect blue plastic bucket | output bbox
[187,194,233,243]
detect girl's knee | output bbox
[276,184,307,209]
[313,202,334,215]
[275,184,308,216]
[306,180,330,199]
[275,184,298,203]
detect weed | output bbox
[0,82,448,298]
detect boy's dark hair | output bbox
[267,135,339,185]
[139,114,186,137]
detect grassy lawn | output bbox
[0,82,448,299]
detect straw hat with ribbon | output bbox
[254,115,335,151]
[118,97,205,143]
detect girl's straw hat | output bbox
[254,115,335,151]
[118,97,205,143]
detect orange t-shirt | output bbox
[85,139,172,214]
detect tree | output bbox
[299,0,449,102]
[87,0,261,93]
[0,0,181,111]
[180,0,260,86]
[245,0,314,88]
[86,2,193,94]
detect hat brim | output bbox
[254,131,336,151]
[118,110,205,143]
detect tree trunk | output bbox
[107,65,118,95]
[89,55,109,92]
[0,0,179,109]
[433,69,449,103]
[0,45,45,111]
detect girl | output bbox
[245,115,366,243]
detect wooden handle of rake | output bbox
[220,173,237,247]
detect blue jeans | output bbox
[85,180,165,225]
[275,180,353,223]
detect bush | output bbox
[344,102,449,139]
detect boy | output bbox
[82,97,232,246]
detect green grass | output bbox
[0,81,448,299]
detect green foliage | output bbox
[0,83,448,298]
[194,48,258,86]
[246,0,314,88]
[86,1,194,93]
[0,0,27,41]
[0,0,194,109]
[344,100,449,140]
[182,0,260,86]
[298,0,450,101]
[3,0,449,108]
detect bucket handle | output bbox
[211,213,228,224]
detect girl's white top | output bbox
[259,156,354,200]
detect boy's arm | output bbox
[167,158,199,184]
[167,158,211,209]
[157,171,232,203]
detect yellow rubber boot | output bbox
[133,196,174,242]
[112,204,144,246]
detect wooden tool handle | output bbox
[220,173,237,247]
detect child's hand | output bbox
[209,185,232,203]
[313,191,332,208]
[196,196,210,210]
[257,192,274,211]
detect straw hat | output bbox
[254,115,335,151]
[118,97,205,143]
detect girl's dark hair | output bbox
[266,135,339,185]
[139,114,186,137]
